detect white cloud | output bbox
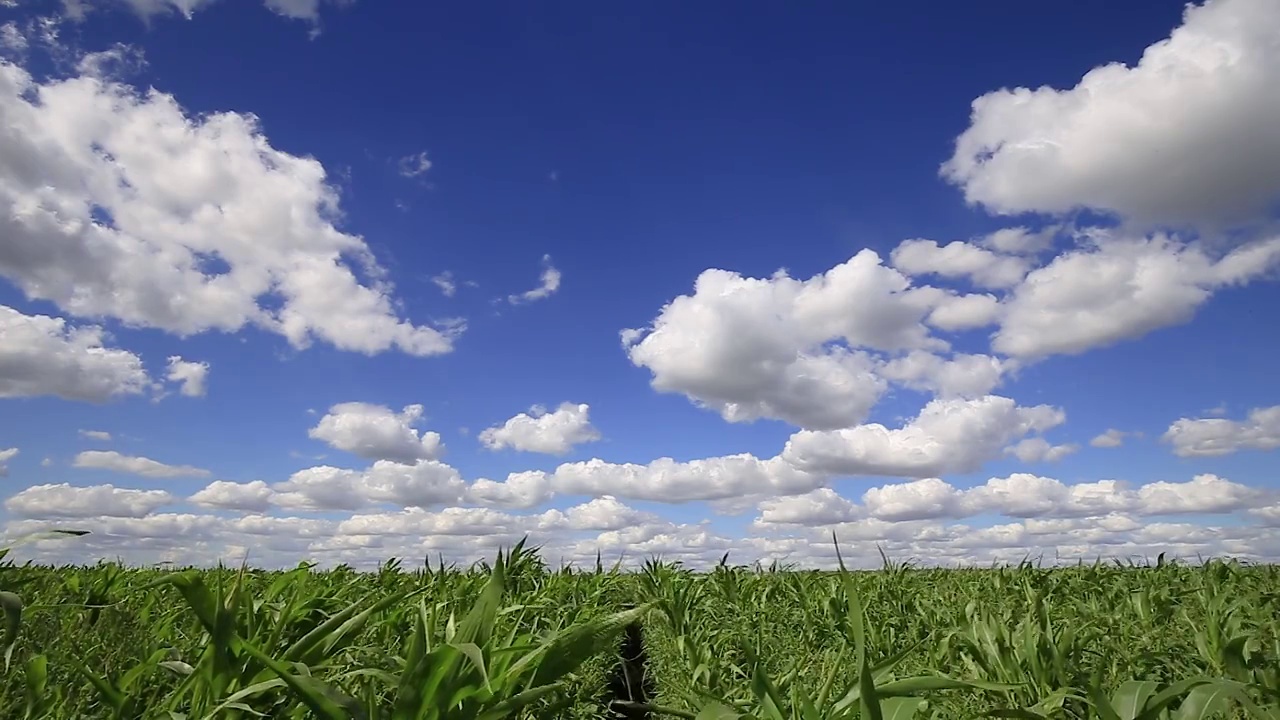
[331,506,539,540]
[0,447,17,476]
[0,305,151,402]
[877,351,1007,399]
[79,430,112,441]
[942,0,1280,229]
[1136,474,1264,515]
[5,482,174,517]
[0,58,460,358]
[993,234,1280,358]
[507,254,561,304]
[963,475,1134,520]
[926,292,1002,331]
[165,355,209,397]
[756,473,1268,527]
[1163,405,1280,457]
[1005,437,1079,463]
[624,250,947,429]
[781,395,1064,478]
[1,22,27,55]
[1090,429,1129,448]
[550,454,823,504]
[430,271,456,297]
[72,450,211,478]
[980,227,1055,255]
[478,402,601,456]
[397,151,431,178]
[466,470,552,509]
[189,479,274,512]
[271,459,466,511]
[308,402,444,463]
[756,488,861,525]
[890,238,1029,289]
[862,477,965,522]
[551,496,661,532]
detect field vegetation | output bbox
[1,533,1277,719]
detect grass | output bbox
[1,535,1278,718]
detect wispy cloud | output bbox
[507,254,561,305]
[398,151,432,178]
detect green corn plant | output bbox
[211,539,651,719]
[630,535,1017,719]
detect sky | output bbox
[1,0,1279,570]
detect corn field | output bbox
[1,534,1278,719]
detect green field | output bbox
[2,539,1277,719]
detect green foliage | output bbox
[1,534,1278,719]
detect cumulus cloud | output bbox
[544,496,662,532]
[478,402,601,455]
[165,356,209,397]
[980,227,1056,255]
[189,479,274,513]
[466,470,552,509]
[470,453,823,508]
[781,395,1064,478]
[0,305,152,402]
[942,0,1280,229]
[308,403,445,463]
[926,293,1002,331]
[890,239,1029,289]
[0,447,16,476]
[877,351,1008,399]
[1163,405,1280,457]
[624,249,949,429]
[993,234,1280,358]
[552,453,823,504]
[72,450,211,478]
[5,482,174,517]
[757,488,861,525]
[1090,429,1129,448]
[0,57,459,358]
[79,430,112,441]
[1005,437,1079,463]
[271,459,466,511]
[507,254,561,304]
[756,473,1268,527]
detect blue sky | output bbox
[1,0,1278,568]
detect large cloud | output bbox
[308,403,445,463]
[993,234,1280,358]
[1163,405,1280,457]
[780,395,1064,478]
[5,483,175,517]
[469,453,825,508]
[890,239,1029,289]
[623,250,949,429]
[196,458,468,512]
[755,473,1268,526]
[0,305,152,402]
[0,58,459,357]
[478,402,601,456]
[942,0,1280,229]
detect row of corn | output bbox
[1,533,1277,718]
